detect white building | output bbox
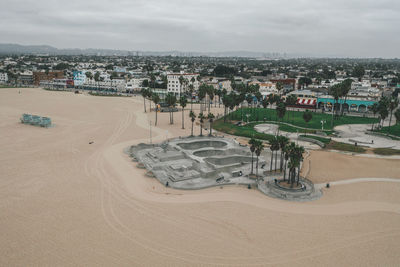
[73,71,86,86]
[0,72,8,83]
[126,78,146,91]
[249,81,277,96]
[167,72,199,97]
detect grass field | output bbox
[213,120,274,142]
[373,147,400,155]
[375,124,400,137]
[229,108,378,130]
[325,141,366,153]
[214,118,367,153]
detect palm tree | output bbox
[152,93,160,126]
[249,138,256,175]
[140,88,148,113]
[207,113,215,136]
[276,82,284,96]
[285,94,297,122]
[179,75,185,95]
[179,96,188,129]
[207,86,215,113]
[378,97,389,128]
[277,136,289,172]
[395,109,400,125]
[198,112,205,136]
[255,140,264,180]
[268,136,279,172]
[189,111,196,136]
[198,84,207,113]
[302,109,313,135]
[188,84,194,111]
[276,102,286,134]
[388,97,399,134]
[370,103,379,131]
[282,144,292,181]
[165,93,177,124]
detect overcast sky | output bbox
[1,0,399,57]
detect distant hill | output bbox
[0,43,289,58]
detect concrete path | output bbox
[255,122,400,149]
[315,177,400,189]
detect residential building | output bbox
[0,72,8,83]
[33,71,64,86]
[167,72,199,97]
[73,71,86,86]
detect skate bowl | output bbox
[205,156,252,166]
[177,140,227,150]
[193,149,226,157]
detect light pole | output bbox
[149,120,152,144]
[246,114,250,123]
[321,120,326,131]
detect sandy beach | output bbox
[1,87,400,266]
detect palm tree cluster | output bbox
[328,79,352,123]
[248,138,265,179]
[140,88,153,113]
[371,96,399,133]
[268,136,304,187]
[188,110,215,137]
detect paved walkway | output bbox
[254,122,400,150]
[315,177,400,189]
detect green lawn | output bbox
[299,135,331,144]
[375,124,400,137]
[214,118,367,154]
[229,108,378,131]
[325,141,366,153]
[373,147,400,155]
[267,122,334,135]
[213,120,274,142]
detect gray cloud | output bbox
[0,0,399,57]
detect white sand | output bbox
[1,87,400,266]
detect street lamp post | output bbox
[321,120,326,131]
[149,120,152,144]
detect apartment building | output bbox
[167,72,199,97]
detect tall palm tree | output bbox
[249,138,256,175]
[277,135,289,172]
[207,113,215,136]
[268,136,279,172]
[188,84,194,111]
[179,75,185,96]
[140,88,148,113]
[395,109,400,125]
[276,82,283,96]
[302,109,313,135]
[207,86,215,113]
[378,97,389,128]
[255,140,264,180]
[388,97,399,134]
[165,92,177,124]
[198,84,207,113]
[370,103,379,131]
[152,93,160,126]
[189,111,196,136]
[179,96,188,129]
[198,112,205,136]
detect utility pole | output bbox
[149,120,152,144]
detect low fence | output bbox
[20,114,52,128]
[297,136,326,148]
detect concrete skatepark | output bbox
[129,136,322,201]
